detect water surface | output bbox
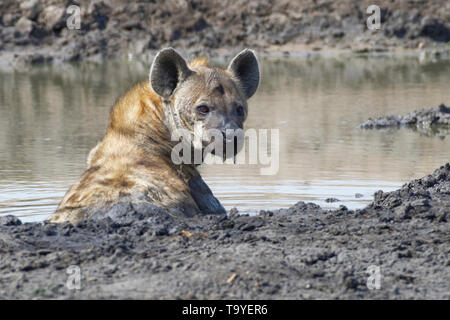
[0,56,449,222]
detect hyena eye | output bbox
[236,105,245,117]
[196,105,210,115]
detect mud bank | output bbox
[359,103,450,137]
[1,0,450,65]
[0,163,449,299]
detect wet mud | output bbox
[0,163,448,299]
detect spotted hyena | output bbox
[48,48,260,224]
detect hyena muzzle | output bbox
[48,48,260,224]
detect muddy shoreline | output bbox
[1,0,450,65]
[0,163,448,299]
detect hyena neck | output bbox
[105,82,199,182]
[161,101,200,182]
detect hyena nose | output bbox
[221,121,242,133]
[221,122,243,143]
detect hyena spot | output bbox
[120,180,134,188]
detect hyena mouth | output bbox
[207,136,238,158]
[222,136,240,159]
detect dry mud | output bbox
[0,163,448,299]
[1,0,450,65]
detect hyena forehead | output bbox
[175,67,247,110]
[150,48,260,103]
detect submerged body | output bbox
[49,48,260,224]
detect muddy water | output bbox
[0,56,449,222]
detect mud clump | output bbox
[0,164,449,299]
[358,103,450,137]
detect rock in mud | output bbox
[358,103,450,137]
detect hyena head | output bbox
[149,48,260,163]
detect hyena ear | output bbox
[227,49,260,99]
[150,48,194,98]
